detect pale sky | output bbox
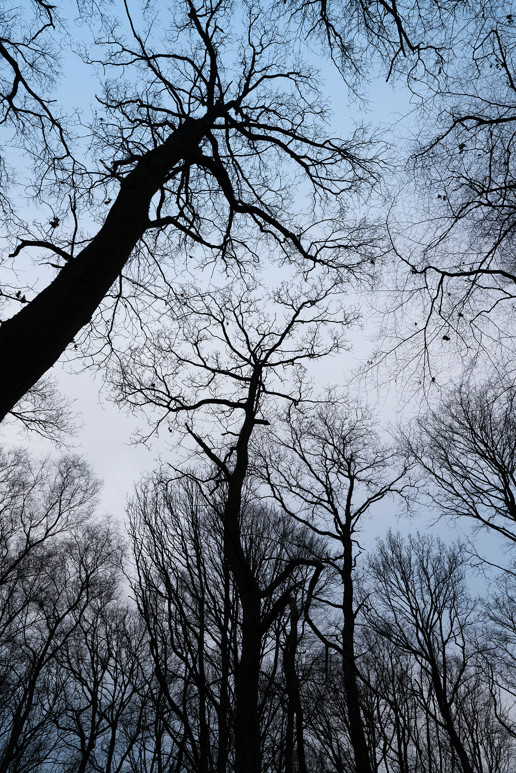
[0,0,471,549]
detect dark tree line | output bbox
[0,379,515,773]
[1,280,516,773]
[2,187,516,773]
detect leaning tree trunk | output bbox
[0,116,211,422]
[429,661,475,773]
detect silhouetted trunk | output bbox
[341,520,373,773]
[0,640,55,773]
[196,590,210,773]
[0,117,210,422]
[216,564,232,773]
[223,501,262,773]
[429,661,475,773]
[234,596,262,773]
[76,718,98,773]
[222,365,263,773]
[283,601,307,773]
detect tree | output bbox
[0,449,99,601]
[0,451,124,773]
[406,379,516,545]
[0,1,69,172]
[114,279,344,773]
[358,623,515,773]
[359,636,432,773]
[366,532,493,773]
[0,0,390,423]
[0,0,493,424]
[129,477,233,773]
[382,1,516,376]
[53,600,150,773]
[259,402,409,773]
[481,572,516,753]
[129,473,321,773]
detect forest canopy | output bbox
[0,1,516,772]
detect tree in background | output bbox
[112,279,347,773]
[0,451,128,772]
[129,475,320,773]
[406,380,516,546]
[0,423,513,770]
[259,402,409,773]
[366,532,509,773]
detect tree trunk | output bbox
[283,601,308,773]
[216,563,231,773]
[0,117,210,422]
[430,662,475,773]
[341,524,373,773]
[221,366,263,773]
[234,598,262,773]
[223,505,262,773]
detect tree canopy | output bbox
[1,2,516,773]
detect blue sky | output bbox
[0,0,494,560]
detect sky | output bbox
[0,0,494,557]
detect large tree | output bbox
[0,0,483,423]
[111,278,345,773]
[0,0,383,423]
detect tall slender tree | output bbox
[260,402,409,773]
